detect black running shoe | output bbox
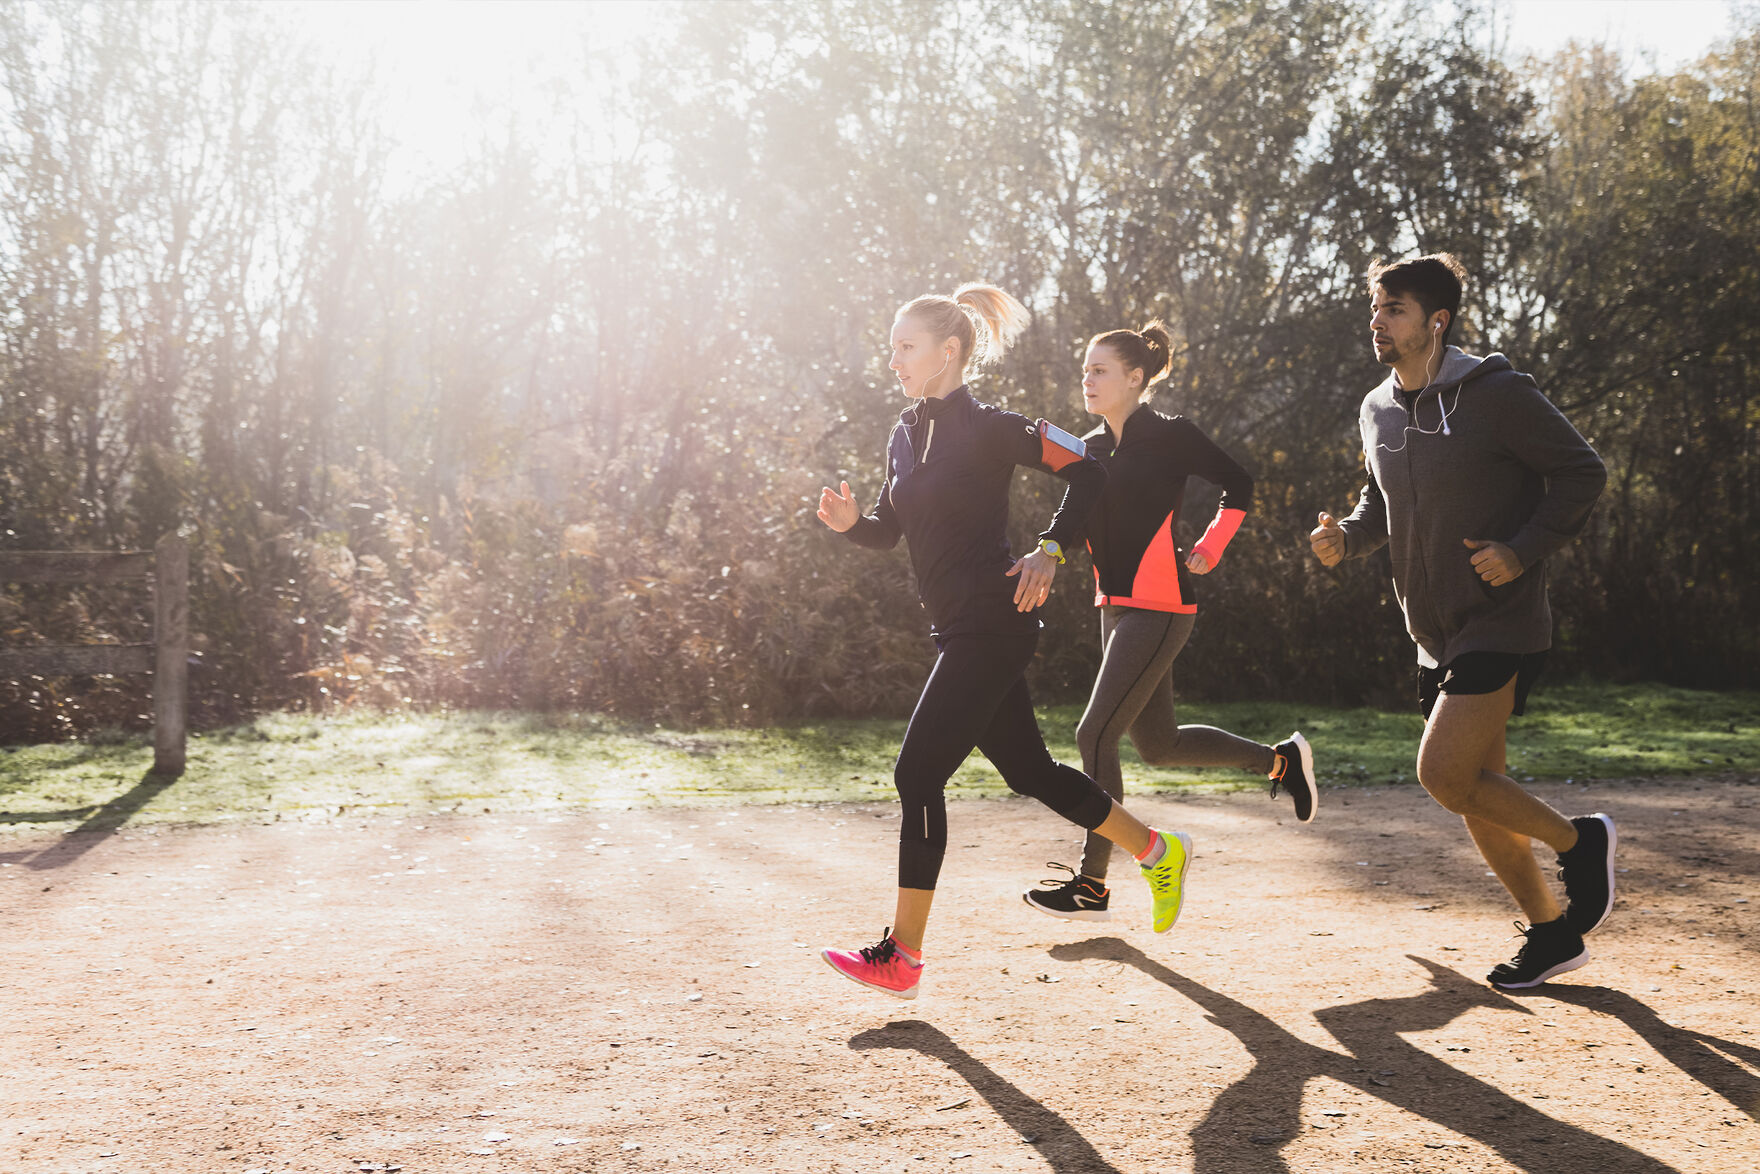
[1558,813,1617,936]
[1023,863,1111,922]
[1269,732,1318,824]
[1487,918,1589,990]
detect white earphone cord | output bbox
[902,350,955,455]
[1376,323,1459,454]
[908,302,979,420]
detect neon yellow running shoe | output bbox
[1140,829,1193,932]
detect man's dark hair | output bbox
[1367,253,1468,347]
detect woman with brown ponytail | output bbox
[815,286,1195,999]
[1022,321,1319,923]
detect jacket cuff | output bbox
[843,516,882,547]
[1504,530,1547,571]
[1192,508,1246,565]
[1037,525,1074,553]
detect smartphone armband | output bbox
[1035,419,1088,472]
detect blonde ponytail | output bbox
[898,283,1030,370]
[952,283,1029,367]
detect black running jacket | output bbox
[844,385,1106,638]
[1079,405,1253,613]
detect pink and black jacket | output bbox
[1079,405,1253,614]
[843,385,1105,639]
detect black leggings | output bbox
[894,632,1115,890]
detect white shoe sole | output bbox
[1577,814,1617,935]
[1023,891,1112,922]
[1490,946,1590,991]
[1290,731,1318,824]
[821,949,919,1000]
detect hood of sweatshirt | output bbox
[1348,344,1607,668]
[1382,347,1511,398]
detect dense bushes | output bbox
[3,1,1756,740]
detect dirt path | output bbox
[2,777,1755,1173]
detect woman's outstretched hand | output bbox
[1006,547,1057,611]
[817,481,859,532]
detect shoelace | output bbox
[1035,861,1079,890]
[1034,861,1106,894]
[858,930,899,965]
[1268,752,1287,800]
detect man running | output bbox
[1309,253,1615,991]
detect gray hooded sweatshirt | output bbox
[1337,347,1606,668]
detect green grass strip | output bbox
[1,680,1754,834]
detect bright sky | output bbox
[284,0,654,183]
[1492,0,1740,71]
[283,0,1744,184]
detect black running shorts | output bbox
[1418,650,1548,721]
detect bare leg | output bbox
[899,801,1156,951]
[890,887,936,953]
[1456,721,1563,923]
[1091,800,1153,860]
[1417,682,1578,853]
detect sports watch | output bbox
[1037,538,1066,564]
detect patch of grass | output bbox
[0,680,1753,835]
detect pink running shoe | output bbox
[821,928,922,1000]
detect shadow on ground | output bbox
[0,768,178,870]
[1545,985,1760,1120]
[849,1019,1124,1173]
[1049,937,1688,1174]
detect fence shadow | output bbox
[848,1019,1124,1173]
[1,767,178,871]
[1049,938,1682,1174]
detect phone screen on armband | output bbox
[1041,421,1085,455]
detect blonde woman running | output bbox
[816,286,1194,999]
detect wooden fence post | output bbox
[153,534,188,775]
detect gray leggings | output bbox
[1075,606,1276,878]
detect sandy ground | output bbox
[1,776,1756,1174]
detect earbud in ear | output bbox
[1433,322,1441,332]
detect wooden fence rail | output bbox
[0,534,188,774]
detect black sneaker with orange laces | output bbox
[1270,732,1317,824]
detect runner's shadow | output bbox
[1317,956,1681,1172]
[9,768,177,871]
[1050,939,1682,1174]
[1544,985,1760,1118]
[849,1019,1124,1174]
[0,807,98,824]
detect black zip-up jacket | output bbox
[844,385,1106,639]
[1080,405,1254,613]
